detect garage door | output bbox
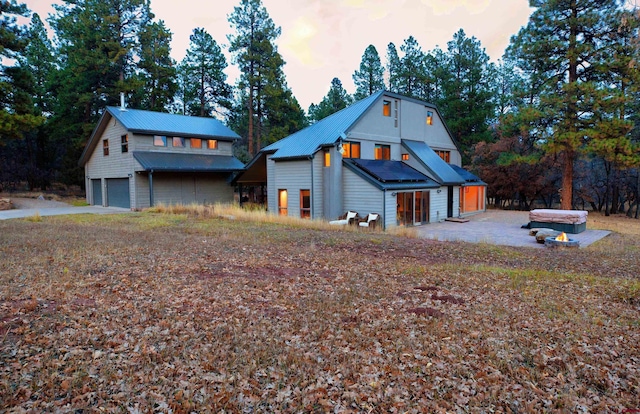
[91,179,102,206]
[106,178,130,208]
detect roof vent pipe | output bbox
[120,92,127,111]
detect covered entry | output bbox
[106,178,130,208]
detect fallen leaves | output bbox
[0,214,639,412]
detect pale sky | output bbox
[25,0,533,111]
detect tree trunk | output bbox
[561,150,574,210]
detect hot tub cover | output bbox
[529,209,588,224]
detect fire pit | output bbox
[544,232,580,248]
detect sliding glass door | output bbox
[397,191,429,226]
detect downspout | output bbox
[149,170,154,207]
[383,188,386,230]
[310,155,314,219]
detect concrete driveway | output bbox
[0,197,130,220]
[414,210,611,249]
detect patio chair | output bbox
[358,213,380,229]
[329,210,359,226]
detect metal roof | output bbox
[265,91,384,160]
[401,140,465,185]
[343,159,440,191]
[448,164,486,184]
[133,151,244,172]
[107,107,240,140]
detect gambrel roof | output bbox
[79,107,240,166]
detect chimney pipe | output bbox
[120,93,127,111]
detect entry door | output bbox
[91,179,102,206]
[447,186,454,218]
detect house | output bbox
[79,106,244,209]
[235,90,486,229]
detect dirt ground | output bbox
[0,195,73,210]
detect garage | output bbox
[106,178,130,208]
[91,179,102,206]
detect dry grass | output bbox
[1,211,639,412]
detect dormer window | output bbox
[383,100,391,117]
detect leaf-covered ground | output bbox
[1,213,639,412]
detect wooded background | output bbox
[1,0,639,216]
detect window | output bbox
[394,100,399,127]
[172,137,185,147]
[207,140,218,150]
[103,139,109,156]
[435,150,450,163]
[374,144,390,160]
[300,190,311,219]
[343,141,360,159]
[153,135,167,146]
[324,150,330,167]
[190,138,202,149]
[402,153,409,161]
[278,190,288,216]
[120,135,128,153]
[383,100,391,117]
[426,111,433,125]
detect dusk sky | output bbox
[26,0,534,110]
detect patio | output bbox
[414,209,611,248]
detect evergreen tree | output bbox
[438,29,494,163]
[180,27,230,117]
[385,42,401,93]
[308,77,352,122]
[134,20,177,112]
[397,36,426,100]
[352,45,384,100]
[49,0,153,184]
[507,0,632,209]
[0,0,41,144]
[228,0,282,156]
[15,13,56,189]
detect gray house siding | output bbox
[272,159,312,219]
[85,120,134,207]
[343,168,384,222]
[311,155,324,219]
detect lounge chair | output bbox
[358,213,380,229]
[329,210,358,225]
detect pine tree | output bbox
[180,27,230,117]
[352,45,384,100]
[134,20,177,112]
[228,0,282,156]
[308,77,352,122]
[385,42,401,93]
[437,29,494,163]
[507,0,631,209]
[49,0,153,184]
[397,36,426,100]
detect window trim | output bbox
[300,189,311,219]
[382,100,391,117]
[278,189,288,216]
[374,144,391,160]
[172,137,185,147]
[153,135,167,147]
[120,134,128,153]
[343,141,361,159]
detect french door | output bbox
[397,191,429,226]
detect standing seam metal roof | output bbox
[401,140,465,185]
[264,91,384,160]
[132,151,244,172]
[107,107,240,140]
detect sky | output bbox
[25,0,534,110]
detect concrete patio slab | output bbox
[414,210,611,249]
